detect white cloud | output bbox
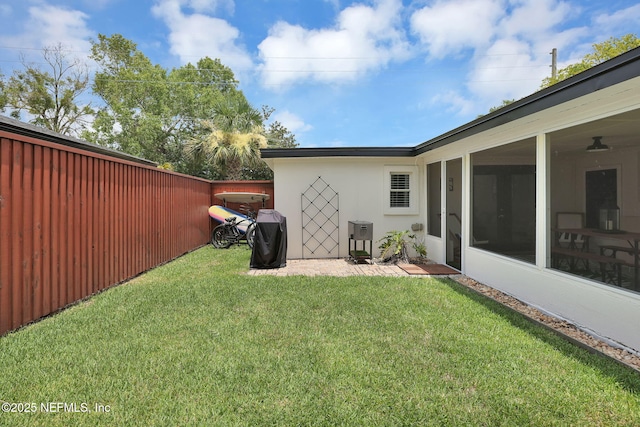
[153,0,234,13]
[412,0,591,116]
[430,90,477,117]
[0,4,93,56]
[468,38,547,105]
[272,110,313,134]
[469,0,587,104]
[152,0,251,71]
[184,0,234,14]
[257,0,411,87]
[500,0,573,39]
[410,0,504,58]
[593,3,640,36]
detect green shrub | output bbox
[378,230,426,263]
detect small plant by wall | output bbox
[378,230,427,264]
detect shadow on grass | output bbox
[439,277,640,393]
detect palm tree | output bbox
[186,96,268,180]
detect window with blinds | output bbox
[390,173,410,208]
[384,166,417,215]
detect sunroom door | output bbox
[472,165,536,262]
[445,158,462,270]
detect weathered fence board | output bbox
[0,129,212,335]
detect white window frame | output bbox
[384,165,419,215]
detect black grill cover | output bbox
[250,210,287,269]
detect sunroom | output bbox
[430,106,640,295]
[263,47,640,352]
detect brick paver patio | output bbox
[248,258,412,277]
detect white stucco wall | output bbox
[271,157,424,259]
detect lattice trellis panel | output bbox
[301,176,339,258]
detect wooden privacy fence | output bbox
[0,126,212,336]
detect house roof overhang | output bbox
[262,146,416,159]
[261,46,640,160]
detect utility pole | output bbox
[550,48,557,80]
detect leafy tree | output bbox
[185,95,269,180]
[85,34,298,179]
[488,99,516,114]
[541,34,640,88]
[480,99,516,117]
[85,34,245,174]
[186,100,300,180]
[0,72,6,110]
[2,44,93,136]
[85,34,169,158]
[266,119,298,148]
[258,106,297,149]
[240,115,299,180]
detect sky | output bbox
[0,0,639,148]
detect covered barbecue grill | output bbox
[250,210,287,268]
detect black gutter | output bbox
[261,146,415,158]
[0,115,157,167]
[262,46,640,159]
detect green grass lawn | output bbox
[1,246,639,426]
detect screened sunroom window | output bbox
[471,138,536,264]
[390,173,410,207]
[548,110,640,294]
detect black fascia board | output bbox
[261,146,415,158]
[262,46,640,159]
[0,115,157,166]
[413,45,640,155]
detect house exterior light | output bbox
[586,136,610,152]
